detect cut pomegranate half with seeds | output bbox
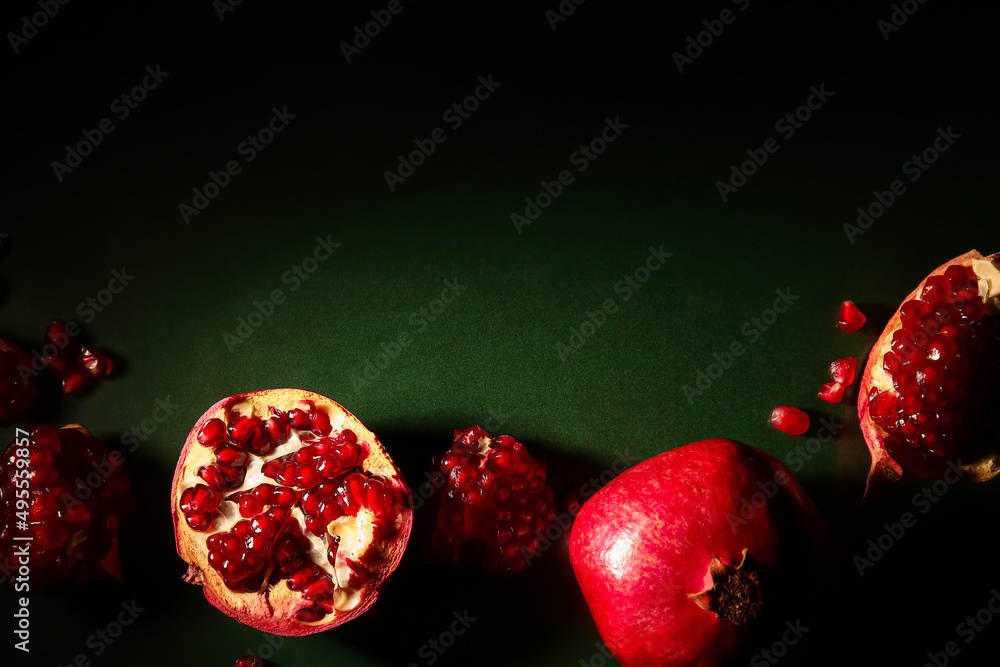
[838,300,867,333]
[0,339,38,426]
[430,426,556,574]
[171,389,412,636]
[0,424,133,589]
[858,250,1000,494]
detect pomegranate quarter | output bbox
[171,389,412,636]
[569,439,827,667]
[858,250,1000,493]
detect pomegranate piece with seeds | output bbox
[0,424,133,589]
[172,389,412,636]
[770,406,810,435]
[429,426,556,574]
[858,250,1000,493]
[40,319,115,396]
[838,300,867,333]
[0,339,38,426]
[817,356,858,404]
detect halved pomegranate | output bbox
[171,389,412,636]
[858,250,1000,493]
[1,424,133,589]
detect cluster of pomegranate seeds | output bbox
[818,356,858,404]
[0,340,37,426]
[40,319,114,396]
[0,425,133,589]
[868,264,998,464]
[430,426,556,574]
[770,406,810,435]
[838,300,867,333]
[179,401,401,624]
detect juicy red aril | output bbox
[198,419,227,448]
[838,300,867,333]
[868,262,998,463]
[430,426,556,573]
[235,657,266,667]
[1,425,133,589]
[770,406,810,435]
[830,357,858,385]
[817,381,845,404]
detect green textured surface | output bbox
[2,2,999,666]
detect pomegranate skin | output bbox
[569,439,825,667]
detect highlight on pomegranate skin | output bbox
[0,424,133,589]
[858,250,1000,491]
[171,389,413,636]
[430,426,556,574]
[569,439,828,667]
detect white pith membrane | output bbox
[176,398,405,623]
[867,260,1000,414]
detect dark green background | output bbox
[2,1,998,665]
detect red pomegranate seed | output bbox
[837,300,867,333]
[817,381,845,404]
[770,406,810,435]
[234,656,266,667]
[830,357,858,385]
[198,419,227,448]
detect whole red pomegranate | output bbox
[0,424,133,589]
[429,426,556,574]
[858,250,999,493]
[172,389,412,636]
[0,339,37,427]
[569,439,826,667]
